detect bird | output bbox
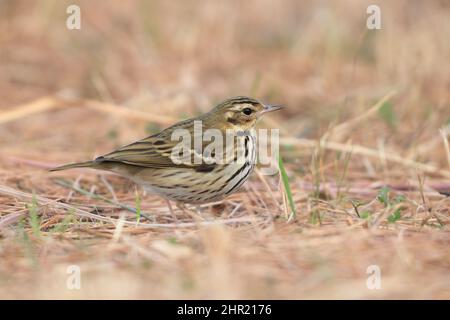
[50,96,283,205]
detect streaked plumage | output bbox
[50,96,282,204]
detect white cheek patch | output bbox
[225,111,235,118]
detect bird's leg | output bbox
[175,201,187,212]
[211,202,227,217]
[194,204,215,219]
[176,201,205,221]
[165,199,178,222]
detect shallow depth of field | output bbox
[0,0,449,299]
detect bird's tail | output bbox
[49,160,96,172]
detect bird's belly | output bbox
[135,164,253,204]
[128,134,256,204]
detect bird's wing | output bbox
[97,136,182,168]
[96,120,218,172]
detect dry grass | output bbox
[0,0,449,299]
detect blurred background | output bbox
[0,0,449,299]
[1,0,448,159]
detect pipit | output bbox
[51,96,282,206]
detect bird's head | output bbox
[206,96,283,130]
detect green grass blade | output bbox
[377,186,390,207]
[50,209,75,233]
[27,193,41,237]
[278,155,296,217]
[378,101,397,129]
[135,190,142,223]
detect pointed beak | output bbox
[261,104,284,114]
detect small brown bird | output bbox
[51,96,282,205]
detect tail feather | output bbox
[49,161,96,172]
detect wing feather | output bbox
[96,118,218,171]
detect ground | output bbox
[0,0,449,299]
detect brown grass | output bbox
[0,0,449,299]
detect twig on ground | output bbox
[282,137,450,178]
[53,178,155,222]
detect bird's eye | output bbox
[242,108,253,115]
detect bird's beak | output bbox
[261,104,284,114]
